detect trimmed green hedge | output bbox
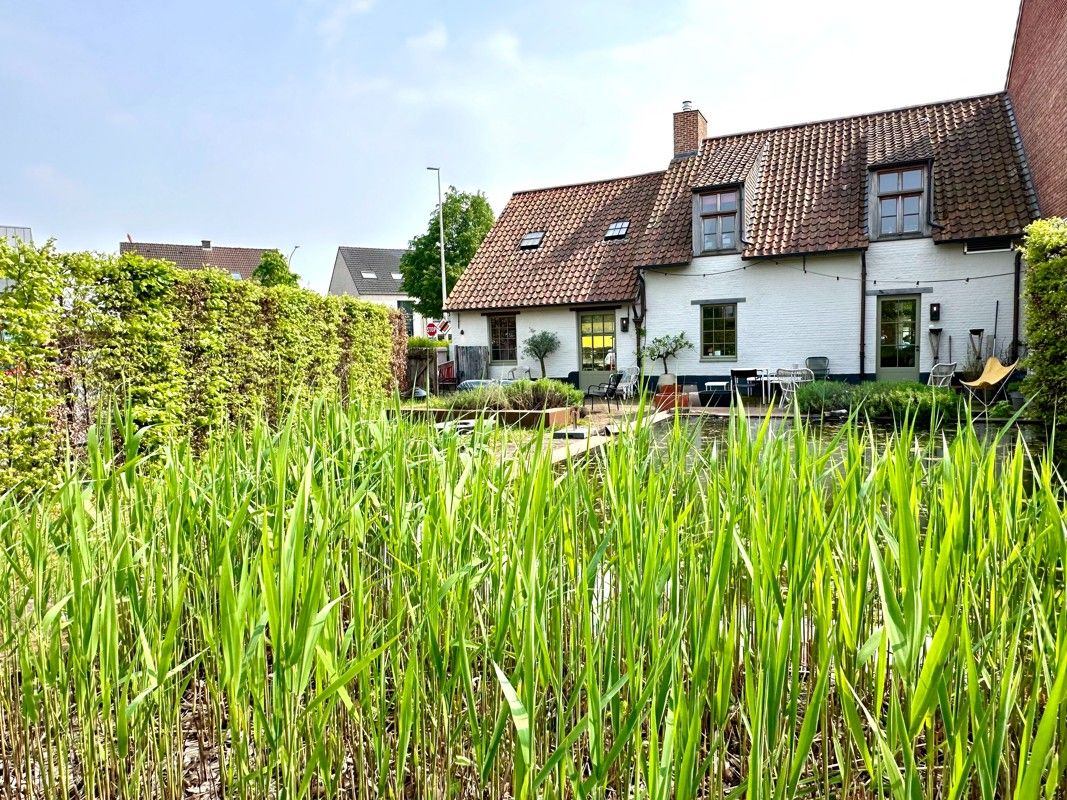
[1022,218,1067,423]
[0,240,405,486]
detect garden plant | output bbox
[0,400,1064,799]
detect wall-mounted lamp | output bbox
[620,317,630,333]
[928,326,943,363]
[929,302,941,322]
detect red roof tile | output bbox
[119,240,272,279]
[445,171,663,311]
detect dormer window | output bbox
[874,167,926,238]
[391,272,403,280]
[697,189,739,253]
[519,231,544,249]
[361,271,378,279]
[605,220,630,239]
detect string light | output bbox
[643,263,1015,286]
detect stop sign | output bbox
[425,321,438,337]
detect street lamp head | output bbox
[426,166,439,172]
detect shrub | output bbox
[641,331,693,374]
[1021,218,1067,423]
[446,379,583,412]
[407,335,447,349]
[793,379,961,421]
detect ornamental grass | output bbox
[0,401,1064,799]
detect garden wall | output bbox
[0,240,405,487]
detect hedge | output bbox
[0,240,406,486]
[1022,218,1067,423]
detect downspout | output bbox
[1012,249,1022,361]
[859,251,867,380]
[634,272,647,370]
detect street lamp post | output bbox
[287,245,300,266]
[426,167,448,317]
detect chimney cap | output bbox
[201,239,211,249]
[681,100,692,112]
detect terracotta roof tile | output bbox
[445,171,663,311]
[638,93,1033,264]
[119,240,272,279]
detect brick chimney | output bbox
[673,100,707,158]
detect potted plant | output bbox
[641,332,694,409]
[521,329,561,378]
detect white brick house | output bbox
[447,91,1036,390]
[327,246,425,336]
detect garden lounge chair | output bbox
[617,366,641,400]
[584,372,623,412]
[805,356,830,380]
[961,357,1018,416]
[730,368,759,399]
[927,362,957,388]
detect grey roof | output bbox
[336,246,409,295]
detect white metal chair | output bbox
[617,366,640,399]
[507,367,532,380]
[775,367,815,404]
[927,362,957,388]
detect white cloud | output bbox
[483,30,520,66]
[316,0,375,47]
[406,22,448,54]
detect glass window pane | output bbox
[880,198,897,216]
[720,215,735,233]
[720,191,738,211]
[721,233,734,249]
[902,195,921,214]
[902,169,923,191]
[902,214,921,232]
[701,194,718,213]
[702,217,718,235]
[878,172,899,193]
[881,216,897,235]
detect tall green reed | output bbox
[0,398,1063,798]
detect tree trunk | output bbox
[538,357,547,378]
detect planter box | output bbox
[654,386,689,411]
[394,406,577,429]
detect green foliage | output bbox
[794,379,961,421]
[447,378,582,411]
[399,187,494,318]
[251,249,300,287]
[0,239,404,486]
[407,335,447,349]
[641,331,694,374]
[1021,217,1067,422]
[0,238,62,488]
[521,329,561,377]
[0,403,1063,798]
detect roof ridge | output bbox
[125,241,270,251]
[510,169,664,197]
[702,92,1007,144]
[339,245,407,251]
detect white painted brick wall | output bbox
[641,238,1021,379]
[643,252,861,377]
[453,305,638,381]
[865,239,1019,375]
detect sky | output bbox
[1,0,1021,292]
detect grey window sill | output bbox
[700,355,738,363]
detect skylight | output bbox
[519,231,545,249]
[391,272,403,280]
[230,272,242,280]
[605,220,630,239]
[361,271,378,279]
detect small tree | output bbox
[642,332,693,374]
[522,329,560,378]
[252,250,299,287]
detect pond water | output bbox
[655,413,1052,473]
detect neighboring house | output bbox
[119,239,271,280]
[447,1,1061,388]
[327,246,424,336]
[2,226,33,247]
